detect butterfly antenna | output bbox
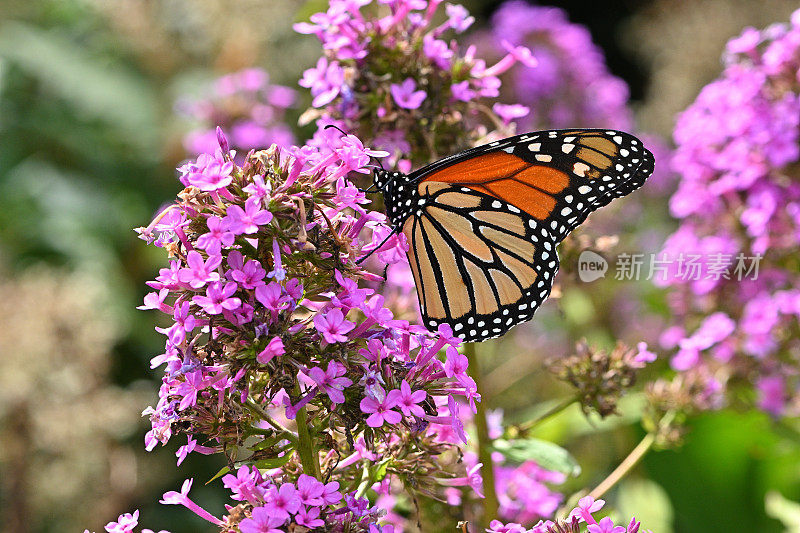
[324,124,384,194]
[357,183,377,194]
[324,124,349,137]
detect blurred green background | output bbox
[2,1,800,532]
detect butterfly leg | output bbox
[355,226,401,265]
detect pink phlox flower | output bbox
[299,57,345,108]
[263,483,301,522]
[296,505,324,528]
[175,435,195,466]
[138,288,171,312]
[174,370,208,410]
[359,339,389,363]
[390,78,427,109]
[104,510,139,533]
[758,374,786,416]
[531,521,557,533]
[296,474,325,506]
[156,300,196,345]
[451,80,476,102]
[364,225,408,264]
[309,361,353,404]
[178,251,222,289]
[441,462,484,498]
[588,517,626,533]
[332,135,389,177]
[153,206,189,234]
[633,341,657,366]
[314,307,355,344]
[255,281,288,313]
[330,270,374,309]
[151,260,183,290]
[160,479,224,525]
[223,465,266,504]
[231,257,267,289]
[344,492,373,517]
[444,346,469,378]
[476,75,502,97]
[193,281,241,315]
[458,373,481,414]
[493,103,530,124]
[568,495,605,524]
[361,294,394,325]
[360,388,402,427]
[444,3,474,32]
[395,380,426,417]
[486,520,528,533]
[224,301,254,326]
[224,197,274,235]
[691,312,736,350]
[627,517,641,533]
[437,323,463,348]
[423,34,454,69]
[673,311,736,370]
[243,174,272,202]
[257,336,286,364]
[285,278,304,301]
[150,343,182,369]
[335,176,370,212]
[448,395,468,443]
[196,216,234,255]
[322,480,342,505]
[238,506,286,533]
[184,153,234,191]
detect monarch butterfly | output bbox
[365,128,654,342]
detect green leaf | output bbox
[355,458,392,498]
[206,465,231,485]
[616,478,674,533]
[493,438,581,477]
[255,454,292,470]
[250,434,282,451]
[0,22,158,152]
[372,458,391,483]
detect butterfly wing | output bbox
[402,184,558,341]
[399,129,653,341]
[410,129,654,241]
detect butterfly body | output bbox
[372,129,654,342]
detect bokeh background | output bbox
[2,0,800,532]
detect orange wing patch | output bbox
[419,152,570,220]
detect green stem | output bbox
[588,432,655,500]
[245,399,297,443]
[513,396,578,437]
[464,342,498,528]
[587,411,676,499]
[295,405,321,479]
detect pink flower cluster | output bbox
[295,0,538,169]
[655,10,800,416]
[488,496,650,533]
[177,68,296,157]
[477,1,632,132]
[135,128,483,531]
